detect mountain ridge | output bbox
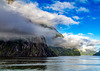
[0,36,57,57]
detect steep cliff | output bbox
[0,36,56,57]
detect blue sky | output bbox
[21,0,100,40]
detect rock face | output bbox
[0,36,56,57]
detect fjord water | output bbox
[0,56,100,71]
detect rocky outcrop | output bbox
[0,36,56,57]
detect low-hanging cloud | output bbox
[0,0,59,37]
[0,0,64,46]
[0,0,36,35]
[53,33,100,52]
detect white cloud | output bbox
[9,1,79,27]
[88,33,94,35]
[72,16,80,20]
[78,33,84,36]
[53,33,100,52]
[76,7,89,13]
[45,1,75,13]
[45,1,90,14]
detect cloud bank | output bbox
[0,0,35,35]
[53,33,100,52]
[0,0,59,41]
[9,1,79,27]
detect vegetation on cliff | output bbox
[49,46,81,56]
[80,50,96,55]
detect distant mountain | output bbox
[49,46,81,56]
[0,36,56,57]
[94,51,100,56]
[80,49,96,55]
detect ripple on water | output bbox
[0,56,100,71]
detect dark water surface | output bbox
[0,56,100,71]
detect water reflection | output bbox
[0,57,47,70]
[0,56,100,71]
